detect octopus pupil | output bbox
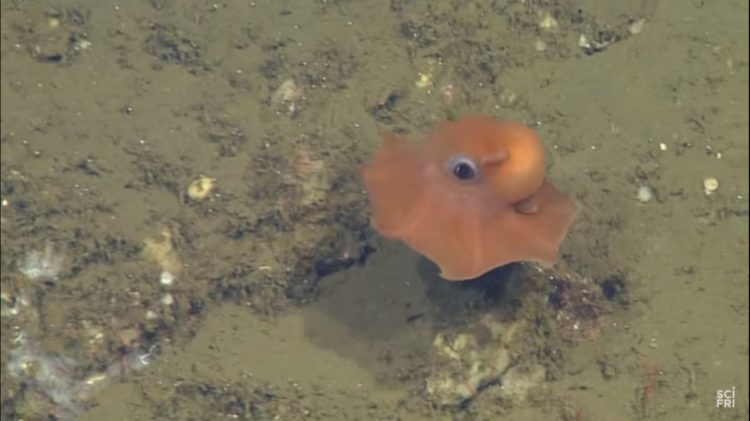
[453,163,475,180]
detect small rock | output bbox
[703,178,719,195]
[628,19,645,35]
[637,186,655,203]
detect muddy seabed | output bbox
[1,1,747,420]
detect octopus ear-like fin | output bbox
[361,132,430,238]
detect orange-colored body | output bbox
[361,116,579,280]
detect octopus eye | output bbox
[444,155,480,182]
[454,162,475,180]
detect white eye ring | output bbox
[443,155,482,183]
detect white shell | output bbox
[159,271,175,286]
[703,178,719,195]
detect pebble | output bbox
[159,271,174,286]
[637,186,655,203]
[703,178,719,195]
[161,293,174,306]
[538,12,558,31]
[186,176,216,201]
[628,19,646,35]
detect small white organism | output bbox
[20,242,64,281]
